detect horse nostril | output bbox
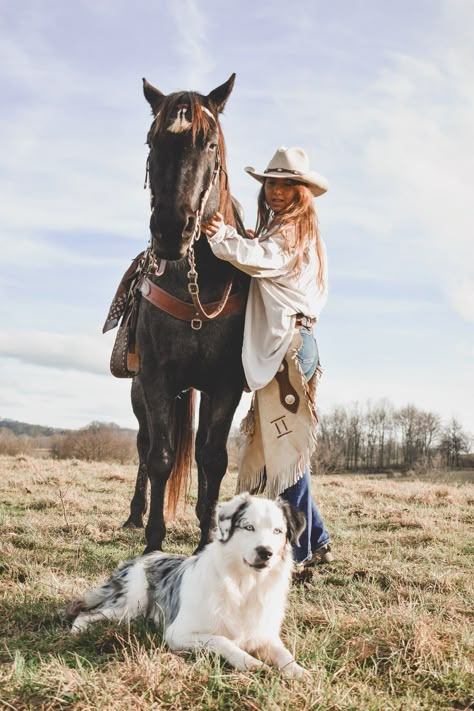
[183,215,196,235]
[255,546,272,561]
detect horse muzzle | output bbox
[149,220,193,262]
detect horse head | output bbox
[143,74,235,261]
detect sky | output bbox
[0,0,473,436]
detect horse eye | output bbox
[208,142,217,150]
[244,524,254,531]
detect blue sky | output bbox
[0,0,473,434]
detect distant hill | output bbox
[0,418,137,438]
[0,418,68,437]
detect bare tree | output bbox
[439,418,471,468]
[52,422,136,463]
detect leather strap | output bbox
[295,315,316,328]
[274,358,300,414]
[140,278,246,322]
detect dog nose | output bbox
[255,546,272,561]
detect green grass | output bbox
[0,455,473,710]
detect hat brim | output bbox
[244,166,328,197]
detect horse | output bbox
[122,74,249,554]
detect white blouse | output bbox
[207,222,328,391]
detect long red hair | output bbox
[255,182,325,289]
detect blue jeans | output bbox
[279,328,331,562]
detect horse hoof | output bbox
[122,517,144,529]
[143,544,162,555]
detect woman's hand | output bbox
[201,212,224,238]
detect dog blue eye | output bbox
[244,524,254,531]
[274,528,283,534]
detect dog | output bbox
[70,493,308,677]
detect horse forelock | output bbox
[149,92,216,143]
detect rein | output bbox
[184,148,236,329]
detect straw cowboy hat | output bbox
[245,146,328,197]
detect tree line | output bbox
[0,421,136,463]
[1,402,472,472]
[312,401,472,474]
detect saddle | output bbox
[103,252,145,378]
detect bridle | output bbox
[142,105,238,330]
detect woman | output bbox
[202,146,333,566]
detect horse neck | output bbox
[192,235,234,282]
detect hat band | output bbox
[264,167,304,176]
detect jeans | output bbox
[279,328,331,562]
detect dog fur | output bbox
[70,493,308,677]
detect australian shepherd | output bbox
[70,493,308,677]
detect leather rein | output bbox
[141,112,243,330]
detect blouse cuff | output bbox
[206,222,229,245]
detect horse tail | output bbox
[166,388,196,517]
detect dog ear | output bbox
[215,492,250,542]
[277,499,306,546]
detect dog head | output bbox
[215,493,306,571]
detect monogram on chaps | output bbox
[109,75,250,554]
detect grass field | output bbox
[0,455,473,710]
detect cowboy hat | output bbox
[245,146,328,197]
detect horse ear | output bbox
[277,498,306,546]
[207,73,236,114]
[143,78,166,116]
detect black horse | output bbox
[123,74,248,553]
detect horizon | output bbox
[1,393,471,443]
[0,0,473,433]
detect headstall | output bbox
[141,103,239,330]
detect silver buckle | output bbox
[191,318,202,330]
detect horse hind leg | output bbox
[123,380,149,528]
[123,454,148,528]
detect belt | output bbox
[295,314,316,328]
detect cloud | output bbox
[0,233,131,269]
[0,362,134,430]
[0,329,113,375]
[170,0,213,88]
[360,46,474,320]
[0,10,151,242]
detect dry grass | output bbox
[0,455,473,710]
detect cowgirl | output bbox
[202,146,333,566]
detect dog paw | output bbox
[239,655,269,672]
[281,662,310,679]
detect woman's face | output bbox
[264,178,298,214]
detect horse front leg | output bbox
[141,386,176,554]
[145,433,175,553]
[195,385,242,552]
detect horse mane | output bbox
[149,92,235,227]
